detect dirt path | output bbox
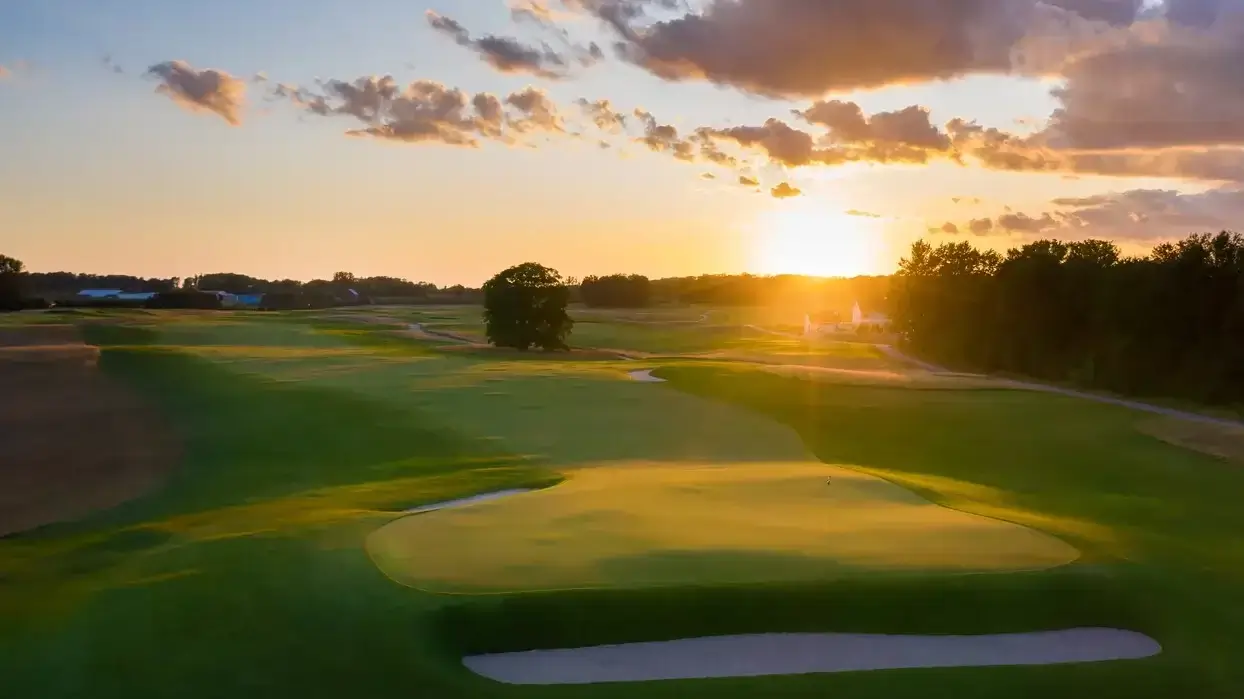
[877,345,1244,429]
[464,628,1160,685]
[744,325,1244,428]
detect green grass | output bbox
[369,462,1075,593]
[2,315,1238,697]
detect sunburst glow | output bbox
[753,201,887,278]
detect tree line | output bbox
[3,268,480,307]
[575,272,889,311]
[892,232,1244,405]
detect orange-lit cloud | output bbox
[771,182,802,199]
[576,0,1146,97]
[933,185,1244,242]
[147,61,246,125]
[275,76,567,147]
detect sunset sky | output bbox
[2,0,1243,285]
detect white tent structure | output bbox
[852,302,892,331]
[804,303,891,338]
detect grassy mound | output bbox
[369,462,1076,593]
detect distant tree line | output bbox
[892,232,1244,405]
[8,268,480,308]
[573,272,890,314]
[580,274,653,308]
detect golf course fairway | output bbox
[368,462,1078,593]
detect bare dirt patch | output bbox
[0,326,178,536]
[1139,417,1244,463]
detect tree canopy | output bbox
[581,274,652,308]
[892,232,1244,405]
[483,263,573,351]
[0,254,24,311]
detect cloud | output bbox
[585,0,1140,98]
[576,98,627,132]
[700,172,717,179]
[1041,14,1244,150]
[739,175,760,186]
[693,100,956,170]
[506,87,564,132]
[101,55,125,75]
[146,61,246,125]
[969,218,995,235]
[0,65,8,80]
[997,211,1062,233]
[936,185,1244,243]
[427,9,603,78]
[799,101,951,151]
[285,77,567,147]
[946,117,1244,181]
[632,108,696,161]
[771,182,802,198]
[1050,186,1244,240]
[846,209,883,218]
[427,10,572,79]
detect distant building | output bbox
[198,290,240,308]
[76,289,125,299]
[805,301,891,337]
[851,302,892,332]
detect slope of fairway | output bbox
[7,316,1241,698]
[122,319,1080,590]
[369,462,1078,593]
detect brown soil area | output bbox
[0,326,177,536]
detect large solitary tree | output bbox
[483,263,573,351]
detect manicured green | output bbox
[370,461,1075,593]
[1,315,1234,698]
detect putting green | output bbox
[367,462,1079,593]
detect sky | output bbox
[3,0,1244,285]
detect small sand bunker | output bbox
[464,629,1161,685]
[404,489,534,514]
[627,369,666,383]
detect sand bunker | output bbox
[464,628,1161,685]
[627,369,666,383]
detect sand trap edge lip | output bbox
[463,628,1161,685]
[627,369,666,383]
[403,489,534,514]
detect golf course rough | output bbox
[367,462,1079,593]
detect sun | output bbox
[752,200,887,278]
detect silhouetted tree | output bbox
[483,263,573,351]
[892,232,1244,405]
[0,254,25,311]
[581,274,652,308]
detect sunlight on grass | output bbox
[368,462,1078,593]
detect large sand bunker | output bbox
[0,326,176,536]
[368,463,1078,593]
[464,629,1161,685]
